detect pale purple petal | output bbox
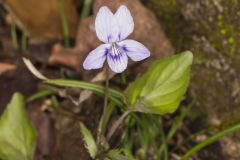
[107,44,128,73]
[118,40,150,61]
[83,44,111,70]
[95,6,119,43]
[114,5,134,41]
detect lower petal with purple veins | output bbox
[107,44,128,73]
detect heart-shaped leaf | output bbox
[125,51,193,114]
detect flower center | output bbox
[110,43,122,60]
[111,43,121,56]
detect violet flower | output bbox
[83,5,150,73]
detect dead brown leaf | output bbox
[3,0,78,39]
[0,62,16,75]
[27,100,57,160]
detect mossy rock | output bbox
[147,0,240,120]
[146,0,240,159]
[147,0,240,56]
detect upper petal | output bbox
[118,40,150,61]
[83,44,110,70]
[114,5,134,41]
[95,6,119,43]
[107,44,128,73]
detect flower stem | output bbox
[120,71,126,84]
[103,66,109,115]
[96,66,110,147]
[106,109,132,141]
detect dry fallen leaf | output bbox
[27,101,55,159]
[0,63,16,75]
[22,58,48,80]
[3,0,78,39]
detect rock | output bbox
[147,0,240,123]
[147,0,240,159]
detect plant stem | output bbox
[106,109,132,141]
[80,0,93,20]
[57,0,70,48]
[11,23,19,50]
[120,71,126,84]
[159,118,168,160]
[21,30,27,51]
[103,66,109,115]
[96,102,115,148]
[96,66,110,147]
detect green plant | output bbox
[0,93,37,160]
[34,51,193,159]
[57,0,70,48]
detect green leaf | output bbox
[124,74,148,107]
[0,93,37,160]
[80,0,93,19]
[105,149,135,160]
[182,122,240,160]
[79,122,98,158]
[125,51,193,114]
[45,79,124,106]
[27,89,56,102]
